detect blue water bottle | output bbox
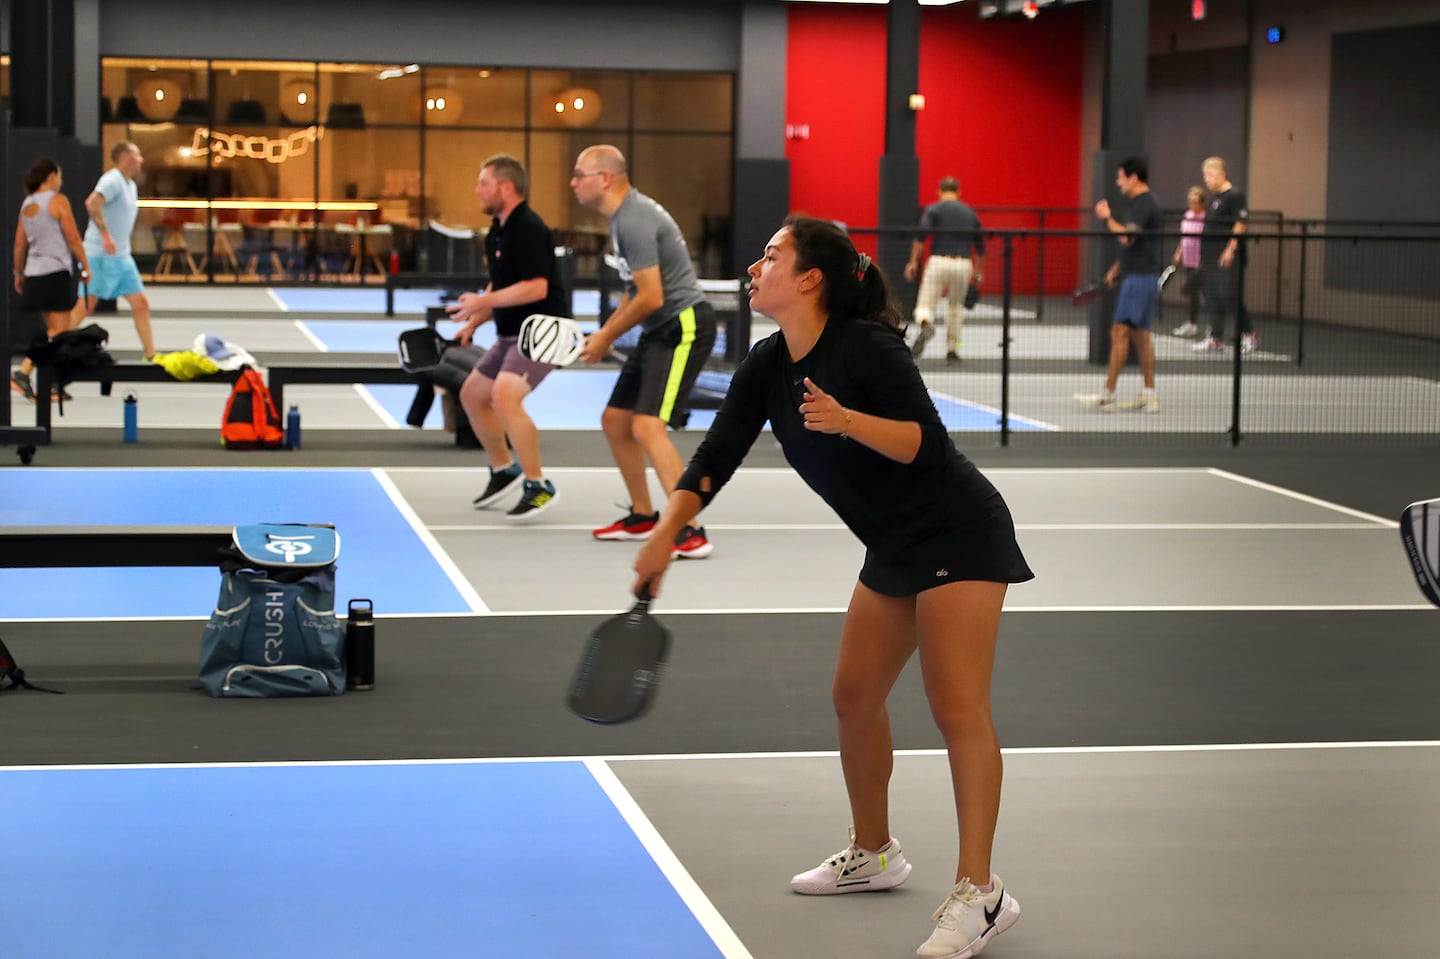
[122,391,139,443]
[286,404,302,449]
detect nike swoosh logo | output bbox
[984,892,1004,926]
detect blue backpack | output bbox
[199,523,345,697]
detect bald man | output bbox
[571,145,717,559]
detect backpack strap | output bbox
[0,633,63,694]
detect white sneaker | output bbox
[916,876,1021,959]
[790,826,912,895]
[1116,393,1161,413]
[1240,333,1258,354]
[911,322,937,358]
[1073,391,1115,409]
[1172,321,1200,337]
[1191,337,1227,353]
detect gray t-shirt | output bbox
[919,199,985,258]
[610,189,705,332]
[83,167,139,257]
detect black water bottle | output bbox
[345,599,375,690]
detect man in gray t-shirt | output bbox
[571,144,718,559]
[904,176,985,364]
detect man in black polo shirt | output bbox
[1192,156,1255,354]
[447,154,571,521]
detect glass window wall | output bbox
[97,57,734,284]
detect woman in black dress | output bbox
[633,216,1032,959]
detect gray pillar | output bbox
[877,0,921,298]
[733,1,789,279]
[1088,0,1149,363]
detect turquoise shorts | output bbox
[88,254,145,299]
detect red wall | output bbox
[785,5,1086,287]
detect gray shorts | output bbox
[472,335,556,387]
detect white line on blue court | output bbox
[292,318,328,351]
[372,467,489,613]
[585,758,757,959]
[355,383,402,428]
[928,387,1059,431]
[265,287,290,312]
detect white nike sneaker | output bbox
[790,826,912,895]
[916,876,1021,959]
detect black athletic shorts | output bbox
[19,269,77,313]
[606,301,717,426]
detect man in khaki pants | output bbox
[904,176,984,364]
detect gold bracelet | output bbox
[840,407,853,440]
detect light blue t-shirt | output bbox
[83,167,139,257]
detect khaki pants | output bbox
[913,254,974,351]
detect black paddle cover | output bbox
[567,588,671,724]
[1400,499,1440,607]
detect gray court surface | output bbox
[4,286,1438,959]
[389,466,1419,613]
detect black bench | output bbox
[30,361,423,443]
[32,363,242,440]
[266,362,423,413]
[0,525,232,568]
[385,272,488,316]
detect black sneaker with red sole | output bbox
[593,510,659,541]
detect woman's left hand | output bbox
[800,376,851,436]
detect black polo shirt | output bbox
[485,201,570,337]
[1200,187,1249,267]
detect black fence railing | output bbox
[817,223,1440,448]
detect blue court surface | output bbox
[271,286,451,314]
[3,760,728,959]
[292,302,1040,433]
[0,469,474,620]
[271,287,606,317]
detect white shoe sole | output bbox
[791,858,911,895]
[917,893,1020,959]
[673,542,714,559]
[593,529,653,542]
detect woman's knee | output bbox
[831,673,889,722]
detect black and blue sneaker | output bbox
[506,478,558,522]
[473,463,523,509]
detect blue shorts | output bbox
[1113,273,1159,329]
[87,254,146,299]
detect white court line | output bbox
[371,468,489,614]
[7,739,1436,773]
[265,288,290,312]
[354,384,402,429]
[291,319,328,351]
[1206,467,1395,526]
[585,759,756,959]
[928,387,1059,431]
[380,465,1221,476]
[428,521,1381,533]
[8,601,1429,625]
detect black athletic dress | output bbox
[676,317,1033,596]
